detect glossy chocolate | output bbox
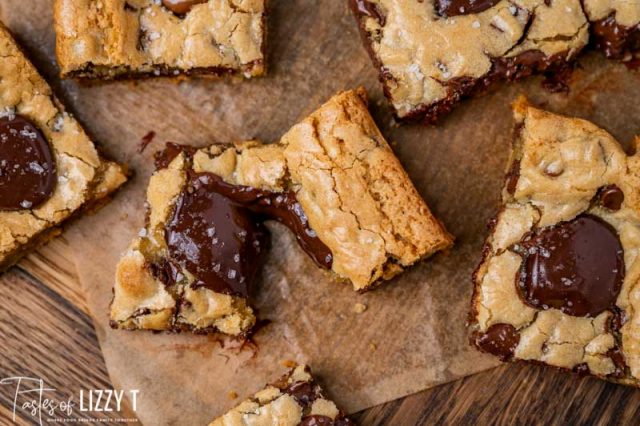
[158,143,333,298]
[436,0,501,17]
[597,184,624,211]
[591,15,640,59]
[154,142,196,170]
[517,214,624,317]
[210,175,333,270]
[283,381,318,406]
[476,323,520,360]
[607,346,627,377]
[165,173,269,298]
[0,115,56,211]
[161,0,207,15]
[352,0,386,25]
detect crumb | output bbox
[228,391,238,400]
[282,359,297,368]
[353,303,367,314]
[369,342,377,351]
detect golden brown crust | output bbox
[470,97,640,383]
[351,0,639,121]
[53,0,266,79]
[0,22,127,271]
[110,152,256,335]
[208,365,351,426]
[193,89,454,289]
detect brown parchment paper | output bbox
[3,1,640,424]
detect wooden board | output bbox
[1,0,640,424]
[4,256,640,424]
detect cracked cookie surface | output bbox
[208,364,354,426]
[350,0,640,122]
[110,89,452,335]
[470,97,640,384]
[0,22,127,271]
[54,0,266,79]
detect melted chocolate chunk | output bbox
[165,173,270,297]
[436,0,501,17]
[591,15,640,59]
[209,175,333,269]
[283,381,318,407]
[352,0,386,25]
[0,115,56,211]
[596,184,624,211]
[161,0,207,15]
[158,143,333,298]
[149,258,183,287]
[154,142,196,170]
[607,346,627,377]
[608,306,626,333]
[476,323,520,360]
[517,214,624,317]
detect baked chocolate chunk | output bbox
[350,0,640,123]
[54,0,266,79]
[110,89,453,335]
[470,97,640,384]
[208,365,354,426]
[0,22,127,271]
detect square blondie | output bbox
[110,88,453,335]
[208,365,354,426]
[350,0,639,122]
[0,23,127,271]
[54,0,267,79]
[470,97,640,385]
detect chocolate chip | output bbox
[165,173,270,298]
[597,184,624,211]
[154,142,196,170]
[591,14,636,59]
[161,0,207,15]
[0,115,56,211]
[517,214,624,317]
[476,323,520,360]
[435,0,501,17]
[283,381,318,407]
[607,346,627,378]
[211,176,333,270]
[505,160,521,195]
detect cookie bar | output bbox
[208,365,354,426]
[470,97,640,385]
[109,88,452,335]
[350,0,640,123]
[0,23,127,271]
[54,0,266,79]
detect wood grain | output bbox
[1,0,640,424]
[2,254,640,424]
